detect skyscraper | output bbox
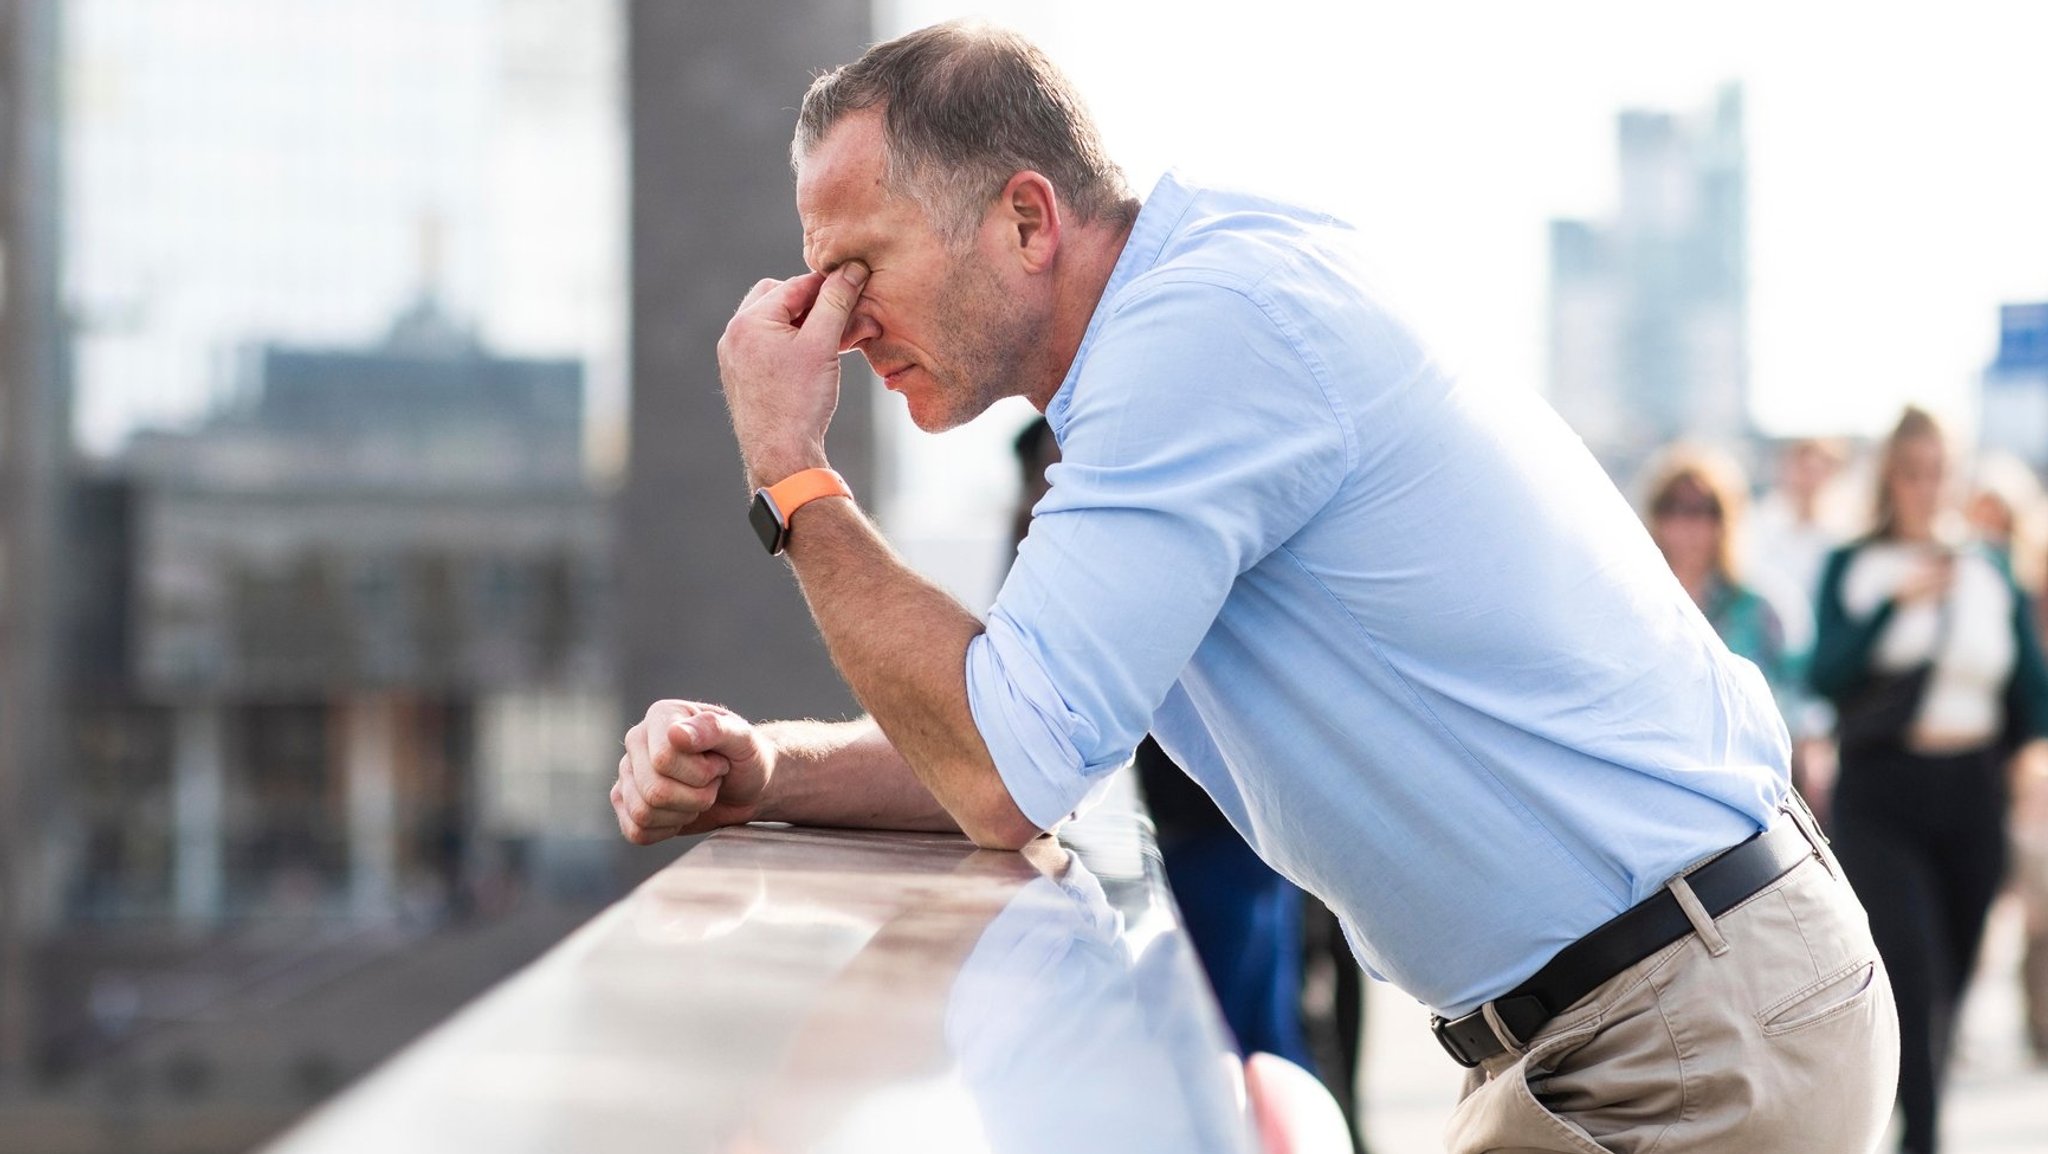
[1980,302,2048,470]
[1548,85,1749,476]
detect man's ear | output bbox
[1000,171,1061,273]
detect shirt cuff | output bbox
[965,617,1114,831]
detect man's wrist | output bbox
[747,726,788,824]
[749,754,778,828]
[750,464,852,555]
[748,449,831,492]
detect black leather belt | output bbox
[1430,813,1821,1068]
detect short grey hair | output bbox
[793,21,1135,245]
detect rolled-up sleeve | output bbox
[966,277,1350,829]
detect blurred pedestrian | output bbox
[1963,450,2048,1067]
[1810,407,2048,1153]
[2016,747,2048,1065]
[1642,445,1801,707]
[1297,899,1366,1152]
[1748,437,1852,817]
[1751,437,1852,606]
[1964,450,2046,592]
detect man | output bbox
[612,22,1898,1153]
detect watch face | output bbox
[749,489,788,555]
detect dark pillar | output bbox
[622,3,874,725]
[0,0,66,1085]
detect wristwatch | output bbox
[749,467,852,555]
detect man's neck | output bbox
[1027,207,1138,412]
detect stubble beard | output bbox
[906,253,1037,433]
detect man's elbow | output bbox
[959,793,1045,851]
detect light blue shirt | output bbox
[964,172,1791,1018]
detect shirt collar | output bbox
[1045,170,1198,443]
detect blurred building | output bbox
[1980,302,2048,471]
[1,3,646,1149]
[0,300,623,1149]
[78,297,618,929]
[1548,85,1750,476]
[6,0,887,1145]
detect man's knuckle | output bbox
[643,778,681,809]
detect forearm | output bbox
[754,716,959,832]
[716,263,1036,848]
[781,498,1041,848]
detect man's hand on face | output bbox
[612,700,774,845]
[717,262,869,490]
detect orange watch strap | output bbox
[766,467,853,521]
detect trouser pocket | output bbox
[1446,947,1682,1154]
[1758,958,1880,1035]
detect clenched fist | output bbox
[611,700,773,845]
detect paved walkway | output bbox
[1358,895,2048,1153]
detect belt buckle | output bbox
[1429,1013,1484,1069]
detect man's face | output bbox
[796,112,1038,432]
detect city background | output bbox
[3,1,2048,1151]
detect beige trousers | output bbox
[1445,844,1900,1153]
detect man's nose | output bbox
[838,308,880,354]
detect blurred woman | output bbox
[1964,451,2048,1066]
[1643,445,1799,701]
[1810,407,2048,1154]
[1965,450,2046,592]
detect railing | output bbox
[262,775,1261,1153]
